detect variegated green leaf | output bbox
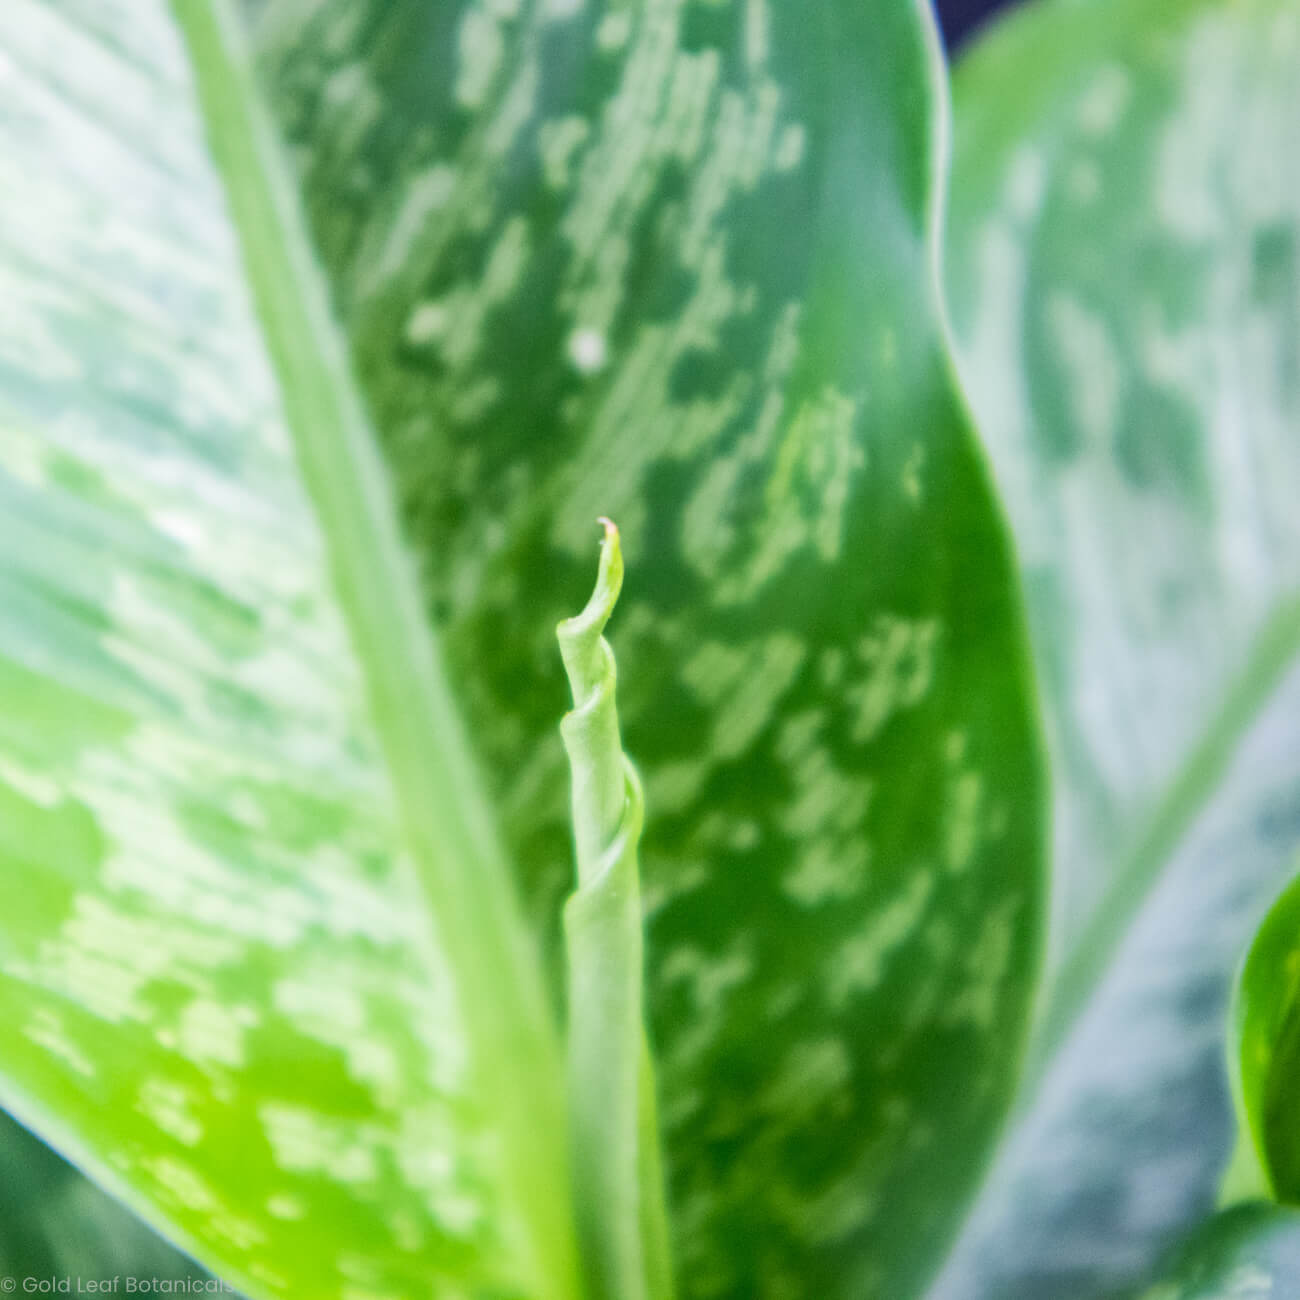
[0,2,573,1296]
[1134,1205,1300,1300]
[245,1,1047,1296]
[938,0,1300,1295]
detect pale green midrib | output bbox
[170,5,579,1298]
[1027,595,1300,1082]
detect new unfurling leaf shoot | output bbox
[558,520,673,1300]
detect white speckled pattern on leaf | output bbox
[0,3,552,1296]
[246,1,1048,1296]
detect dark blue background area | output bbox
[935,0,1019,49]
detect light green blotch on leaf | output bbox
[828,873,935,1010]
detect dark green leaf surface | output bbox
[939,0,1300,1294]
[246,2,1047,1296]
[1230,867,1300,1203]
[0,2,570,1296]
[1134,1205,1300,1300]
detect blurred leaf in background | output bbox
[1135,1205,1300,1300]
[0,1112,218,1289]
[937,0,1300,1295]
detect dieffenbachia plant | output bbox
[1,0,1297,1298]
[0,0,1043,1297]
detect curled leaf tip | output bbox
[556,515,631,867]
[590,518,622,616]
[559,519,624,668]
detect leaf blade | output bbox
[0,1,571,1294]
[246,1,1050,1295]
